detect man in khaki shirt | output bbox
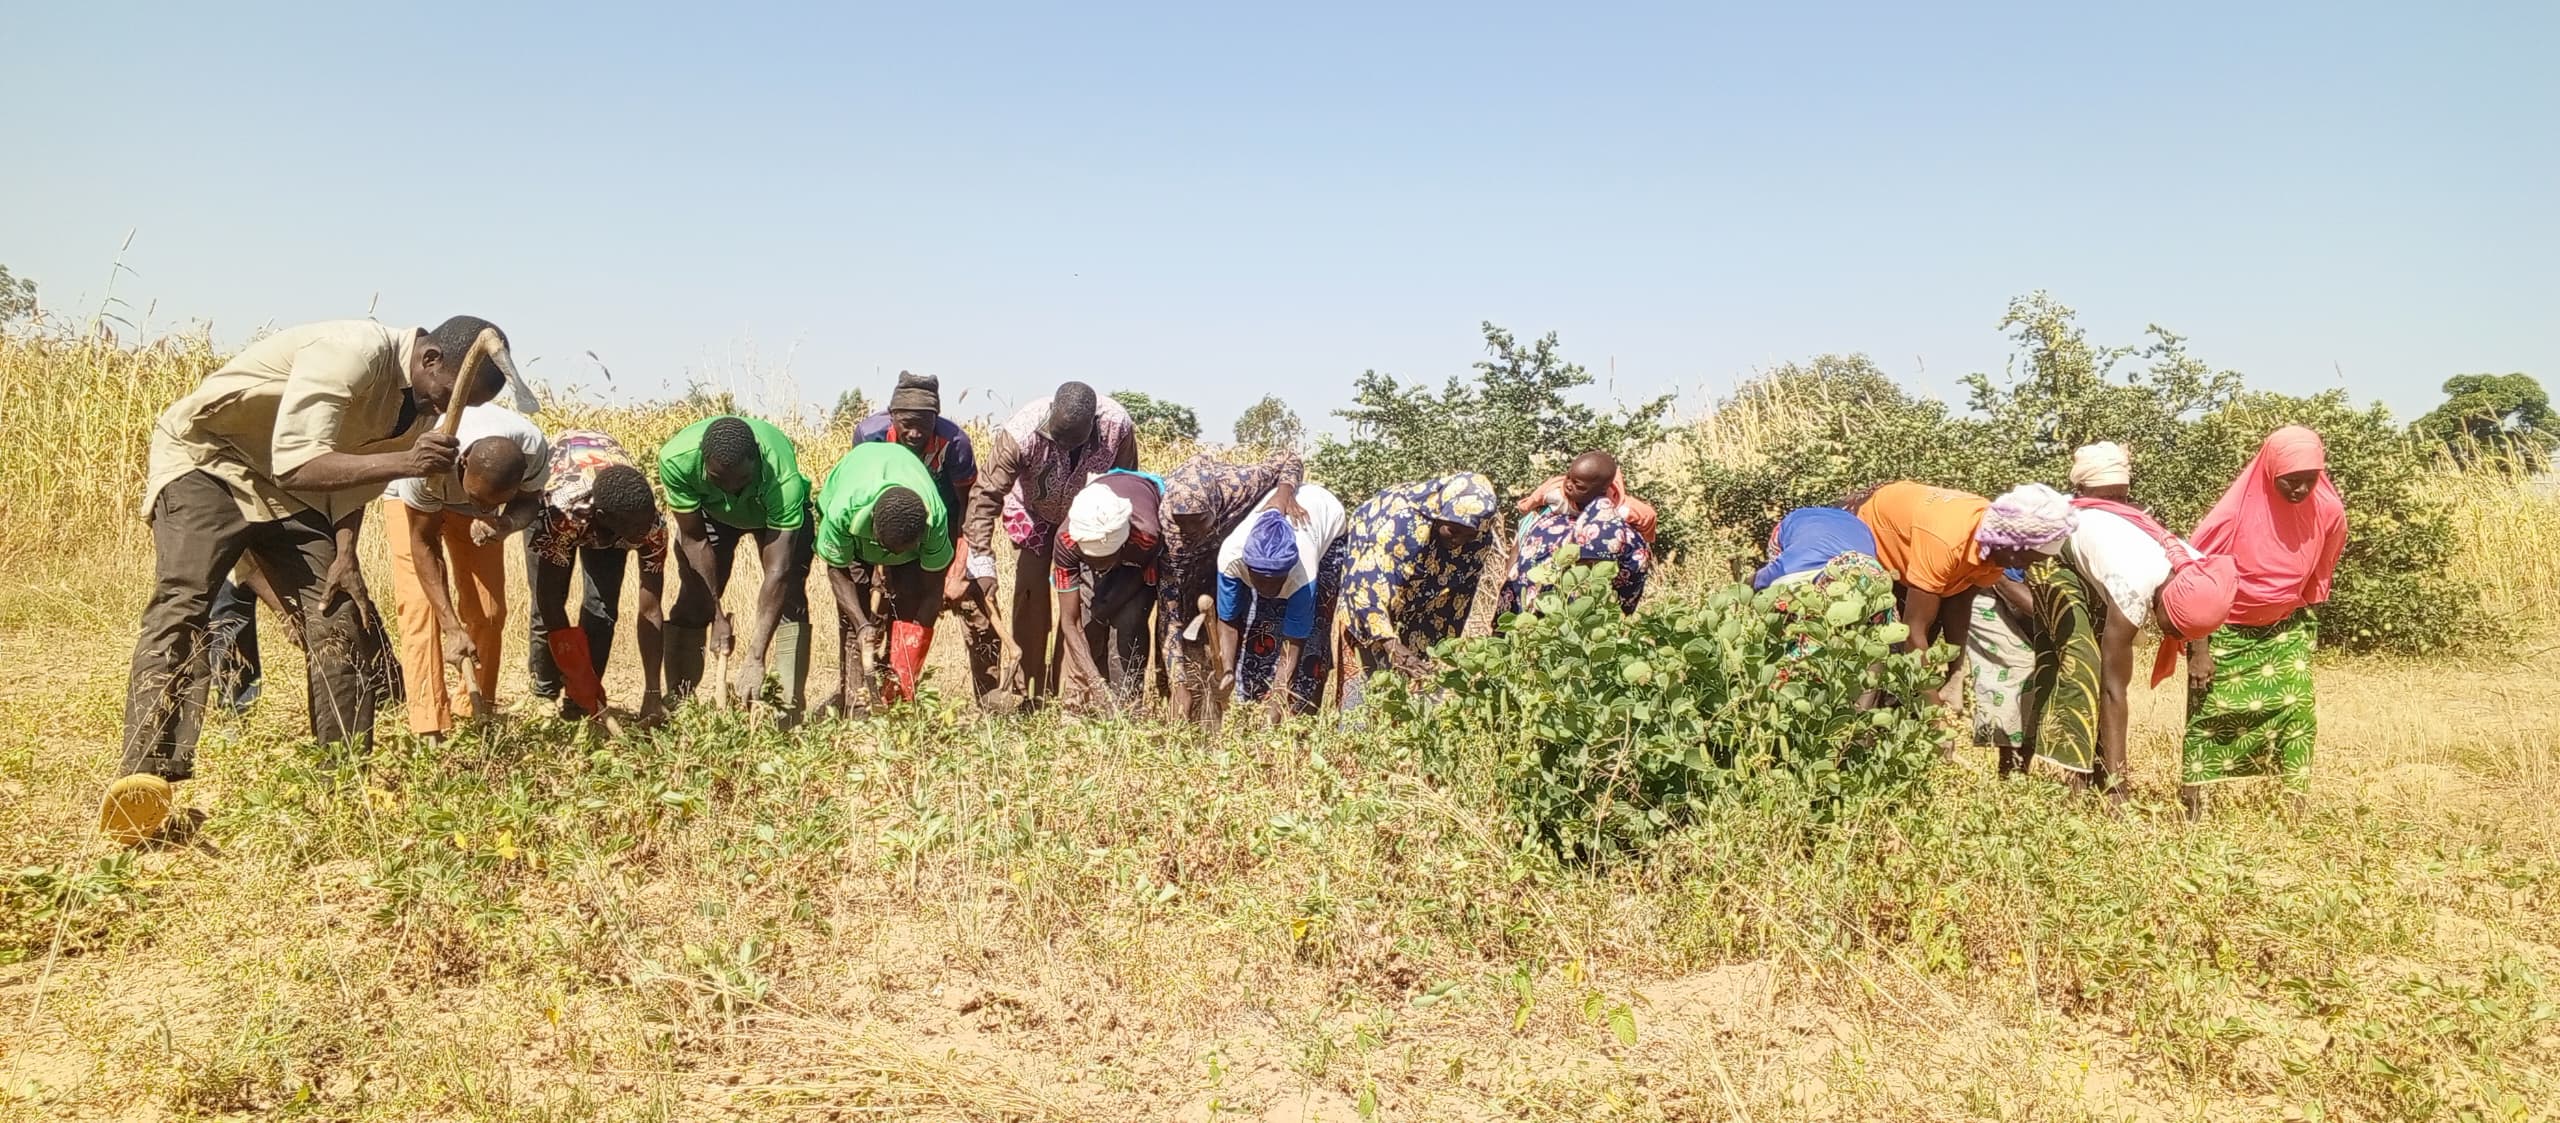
[107,316,525,846]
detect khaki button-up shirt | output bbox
[144,320,428,525]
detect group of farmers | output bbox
[103,316,1663,844]
[103,313,2340,844]
[1752,434,2346,814]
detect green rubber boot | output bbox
[664,624,707,703]
[770,618,811,714]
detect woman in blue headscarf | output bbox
[1208,482,1348,719]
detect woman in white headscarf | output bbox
[1969,445,2130,765]
[1053,470,1166,709]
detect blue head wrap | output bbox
[1241,510,1299,576]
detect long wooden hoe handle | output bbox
[441,327,504,723]
[443,327,504,433]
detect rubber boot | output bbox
[664,623,707,702]
[545,627,606,716]
[771,618,811,713]
[886,622,933,703]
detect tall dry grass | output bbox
[0,329,221,559]
[2432,469,2560,621]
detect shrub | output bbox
[1231,393,1303,452]
[1112,390,1202,445]
[1379,563,1950,860]
[1311,323,1679,548]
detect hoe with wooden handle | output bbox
[442,329,504,723]
[1186,593,1225,728]
[717,628,733,712]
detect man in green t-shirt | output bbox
[814,442,952,712]
[657,415,814,714]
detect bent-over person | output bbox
[1336,473,1499,706]
[814,442,953,711]
[961,383,1138,696]
[1161,447,1305,718]
[849,372,1001,700]
[1208,481,1347,720]
[659,415,815,714]
[1054,471,1166,709]
[107,316,522,845]
[382,404,548,737]
[524,431,669,725]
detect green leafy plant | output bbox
[1382,563,1949,859]
[0,264,35,327]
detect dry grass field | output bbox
[0,329,2552,1121]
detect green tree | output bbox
[0,265,35,327]
[1113,390,1202,445]
[1311,322,1675,510]
[825,388,873,435]
[1962,291,2243,483]
[1232,394,1304,451]
[2412,373,2555,471]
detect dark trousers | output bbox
[526,540,628,697]
[847,558,943,630]
[207,578,262,714]
[668,512,815,706]
[1082,568,1156,703]
[668,514,814,628]
[845,544,1003,698]
[123,471,375,781]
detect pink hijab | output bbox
[2188,426,2348,628]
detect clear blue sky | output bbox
[5,2,2551,436]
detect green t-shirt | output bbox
[815,442,953,571]
[657,415,810,530]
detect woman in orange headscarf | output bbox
[2175,426,2348,816]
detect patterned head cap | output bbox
[1423,472,1498,528]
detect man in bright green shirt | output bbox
[657,415,814,714]
[815,442,950,712]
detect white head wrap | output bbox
[2069,442,2132,489]
[1067,479,1135,556]
[1979,483,2080,555]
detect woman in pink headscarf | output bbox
[2176,426,2348,816]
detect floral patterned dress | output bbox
[1160,451,1303,685]
[1497,499,1651,615]
[1338,474,1500,684]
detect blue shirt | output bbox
[1752,507,1881,590]
[850,412,977,532]
[1216,572,1319,640]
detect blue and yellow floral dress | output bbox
[1338,473,1500,685]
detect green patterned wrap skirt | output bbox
[2026,562,2104,775]
[2182,611,2317,788]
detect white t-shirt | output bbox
[1216,483,1348,598]
[2063,507,2199,628]
[383,405,550,516]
